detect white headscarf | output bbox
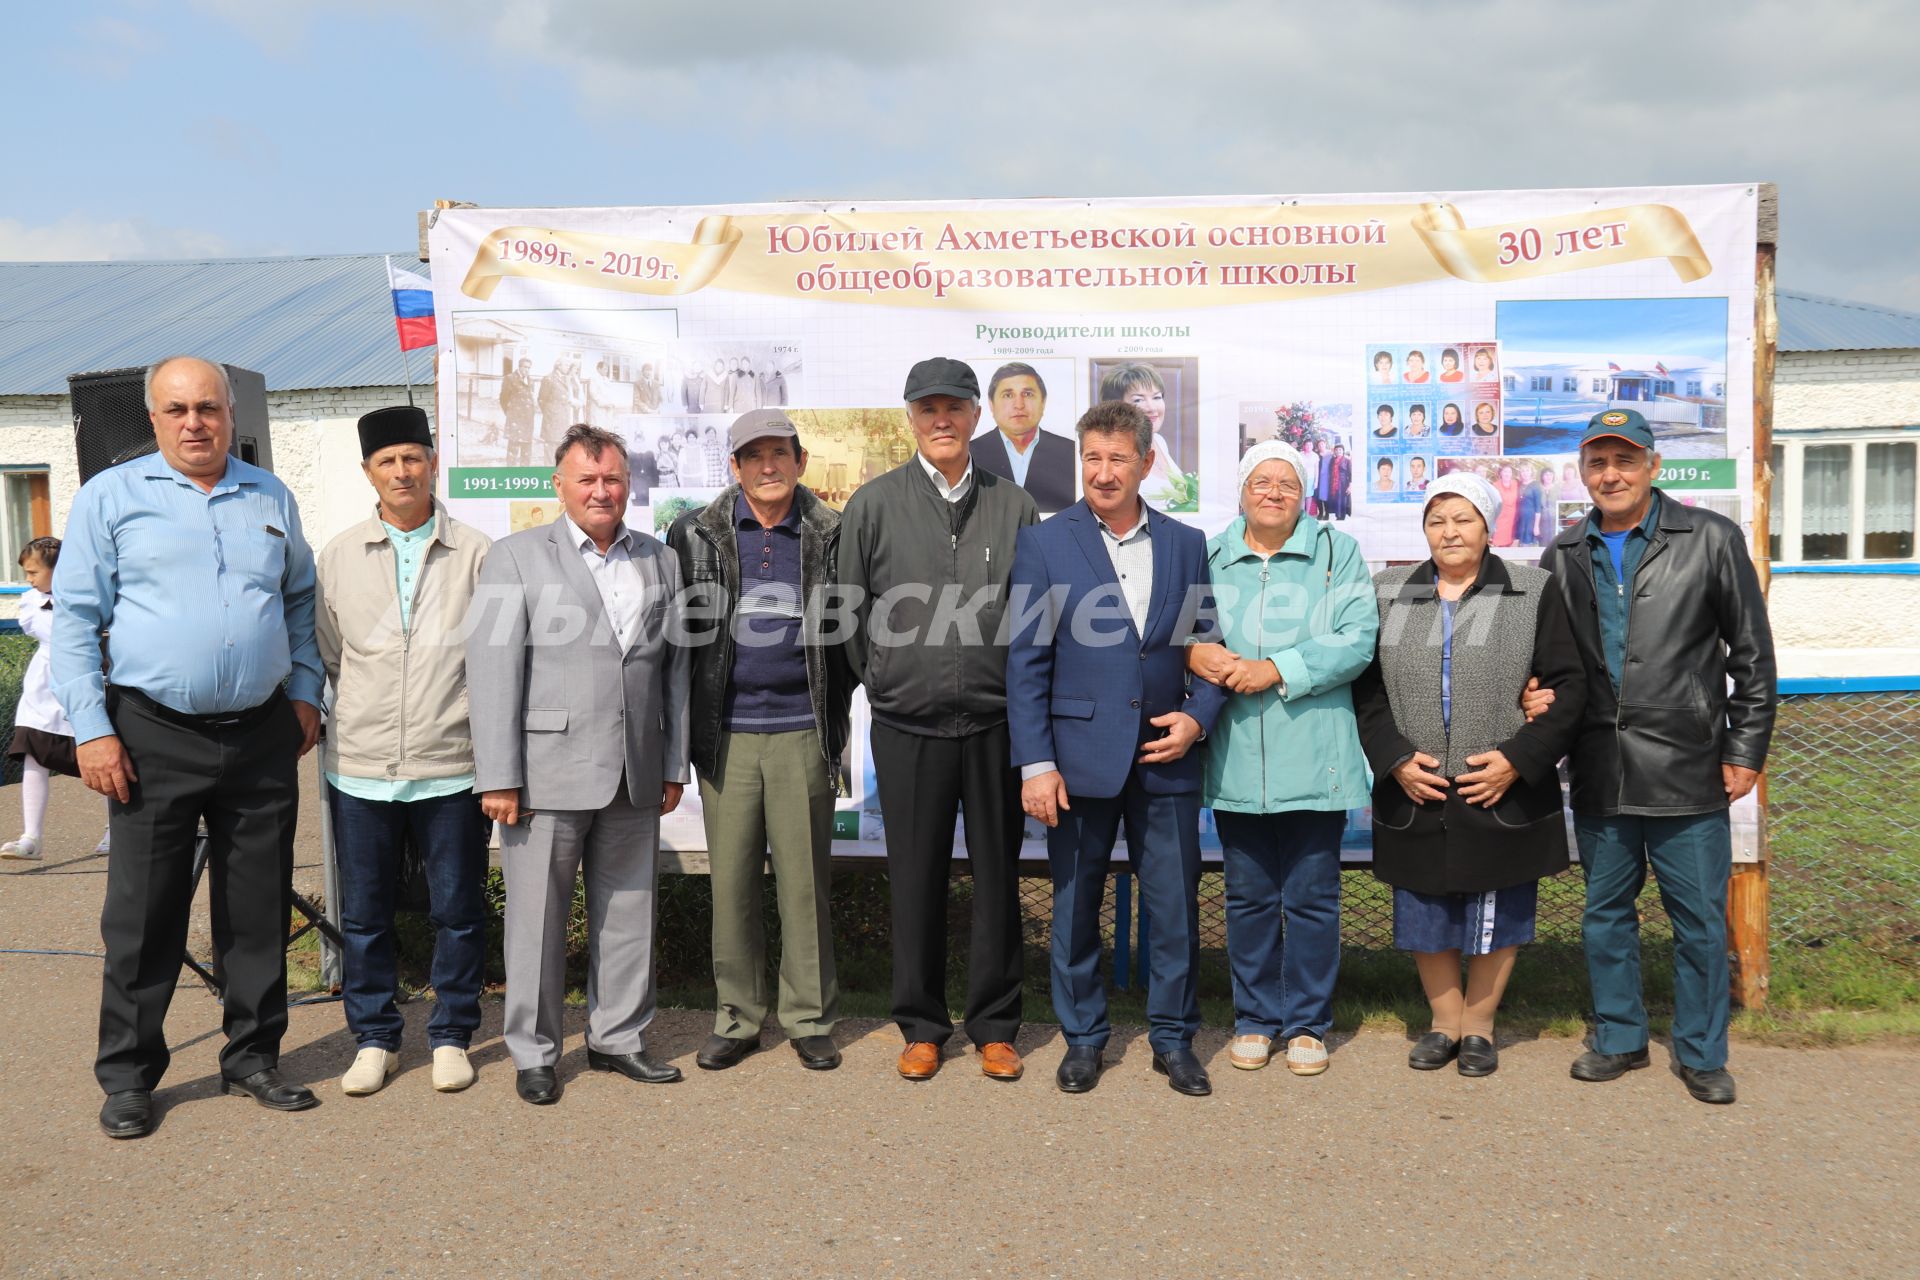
[1236,439,1312,498]
[1422,471,1501,531]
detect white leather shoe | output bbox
[341,1047,399,1095]
[431,1046,475,1092]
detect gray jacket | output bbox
[465,518,690,811]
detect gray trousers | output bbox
[501,788,661,1069]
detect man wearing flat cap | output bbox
[838,357,1039,1083]
[667,409,854,1072]
[1538,408,1776,1105]
[316,406,492,1098]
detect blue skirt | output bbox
[1393,881,1538,956]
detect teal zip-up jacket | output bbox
[1200,514,1377,814]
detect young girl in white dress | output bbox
[2,538,109,860]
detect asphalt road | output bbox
[2,774,1915,1279]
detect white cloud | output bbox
[0,216,231,262]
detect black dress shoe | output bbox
[587,1048,683,1084]
[1055,1045,1104,1094]
[1457,1035,1499,1077]
[695,1034,762,1071]
[791,1035,841,1071]
[1151,1048,1212,1097]
[222,1068,318,1112]
[1408,1032,1460,1070]
[516,1066,561,1105]
[1678,1065,1737,1104]
[1570,1046,1651,1082]
[99,1089,155,1139]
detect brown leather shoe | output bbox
[897,1042,941,1081]
[979,1042,1023,1081]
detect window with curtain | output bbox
[1768,444,1785,561]
[1801,444,1852,561]
[0,472,51,584]
[1865,441,1916,560]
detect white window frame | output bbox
[1770,430,1920,566]
[0,466,52,587]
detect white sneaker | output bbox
[341,1046,400,1095]
[431,1046,475,1092]
[95,828,112,854]
[0,835,41,860]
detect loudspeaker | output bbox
[69,364,273,484]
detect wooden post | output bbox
[1729,183,1778,1010]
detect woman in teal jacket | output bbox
[1187,440,1377,1076]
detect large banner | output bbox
[428,185,1761,859]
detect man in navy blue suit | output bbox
[1006,400,1227,1096]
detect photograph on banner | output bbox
[1236,402,1356,523]
[1437,455,1574,547]
[508,499,560,532]
[449,308,680,468]
[787,407,918,509]
[1089,357,1199,512]
[1497,297,1730,458]
[1366,342,1501,505]
[648,486,723,536]
[965,356,1079,514]
[654,348,803,417]
[631,416,734,495]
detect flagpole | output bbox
[387,255,416,407]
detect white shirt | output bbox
[918,450,973,503]
[999,430,1038,488]
[562,513,644,649]
[1095,502,1154,634]
[13,587,72,736]
[1022,502,1154,782]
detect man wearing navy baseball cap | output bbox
[1537,408,1776,1104]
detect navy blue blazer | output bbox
[1005,501,1227,799]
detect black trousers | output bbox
[95,691,301,1095]
[870,720,1024,1047]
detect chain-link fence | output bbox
[3,621,1911,981]
[1768,691,1920,963]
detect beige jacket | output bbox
[316,500,492,781]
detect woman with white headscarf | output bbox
[1186,440,1377,1077]
[1350,473,1585,1077]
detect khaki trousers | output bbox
[700,729,839,1039]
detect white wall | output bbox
[1772,348,1920,677]
[0,386,431,620]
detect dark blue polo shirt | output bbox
[725,492,813,733]
[1585,492,1661,692]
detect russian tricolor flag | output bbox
[387,257,437,352]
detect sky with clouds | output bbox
[6,1,1915,310]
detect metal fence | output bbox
[1767,691,1920,963]
[1013,693,1917,968]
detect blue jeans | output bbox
[1048,781,1202,1055]
[1576,810,1731,1071]
[1217,809,1344,1041]
[327,785,489,1050]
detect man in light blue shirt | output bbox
[54,356,324,1140]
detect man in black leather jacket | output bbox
[666,409,853,1073]
[1538,409,1776,1105]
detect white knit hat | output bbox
[1422,471,1501,530]
[1236,439,1312,497]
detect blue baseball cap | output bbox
[1580,408,1656,451]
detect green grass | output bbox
[22,631,1897,1046]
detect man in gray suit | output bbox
[467,423,692,1105]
